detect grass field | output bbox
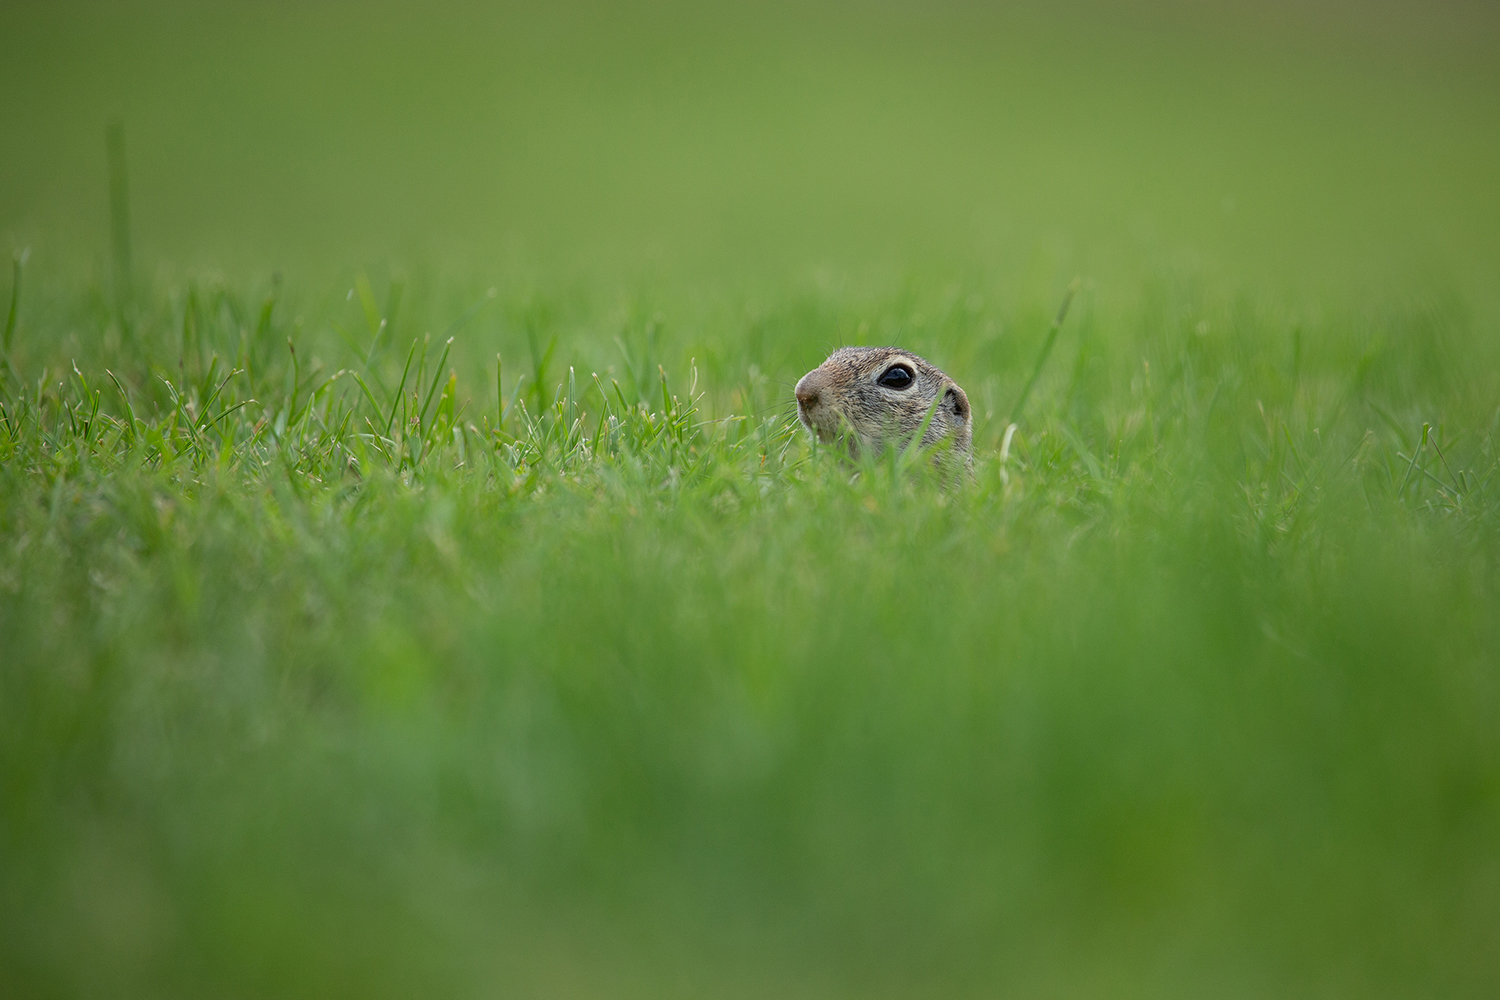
[4,2,1500,997]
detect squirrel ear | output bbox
[945,385,970,419]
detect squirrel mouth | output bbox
[797,403,858,450]
[796,401,830,440]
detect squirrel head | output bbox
[795,346,972,463]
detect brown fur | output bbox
[794,346,972,466]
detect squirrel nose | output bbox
[795,374,820,409]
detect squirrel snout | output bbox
[794,373,822,410]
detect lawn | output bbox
[3,2,1500,997]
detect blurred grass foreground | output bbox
[3,1,1500,997]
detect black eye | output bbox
[877,364,914,389]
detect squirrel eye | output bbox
[877,364,914,389]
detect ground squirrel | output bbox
[794,347,972,466]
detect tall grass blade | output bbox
[418,337,455,431]
[1009,276,1081,425]
[3,248,27,357]
[104,369,139,446]
[1398,423,1429,497]
[386,338,420,437]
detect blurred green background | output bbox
[3,2,1500,998]
[4,0,1498,288]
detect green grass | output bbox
[4,2,1500,997]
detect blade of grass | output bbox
[332,321,368,365]
[1009,277,1081,425]
[3,247,27,356]
[194,368,244,431]
[896,390,950,472]
[377,278,404,362]
[418,337,455,432]
[104,369,139,446]
[355,274,383,338]
[385,338,420,437]
[1397,423,1429,497]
